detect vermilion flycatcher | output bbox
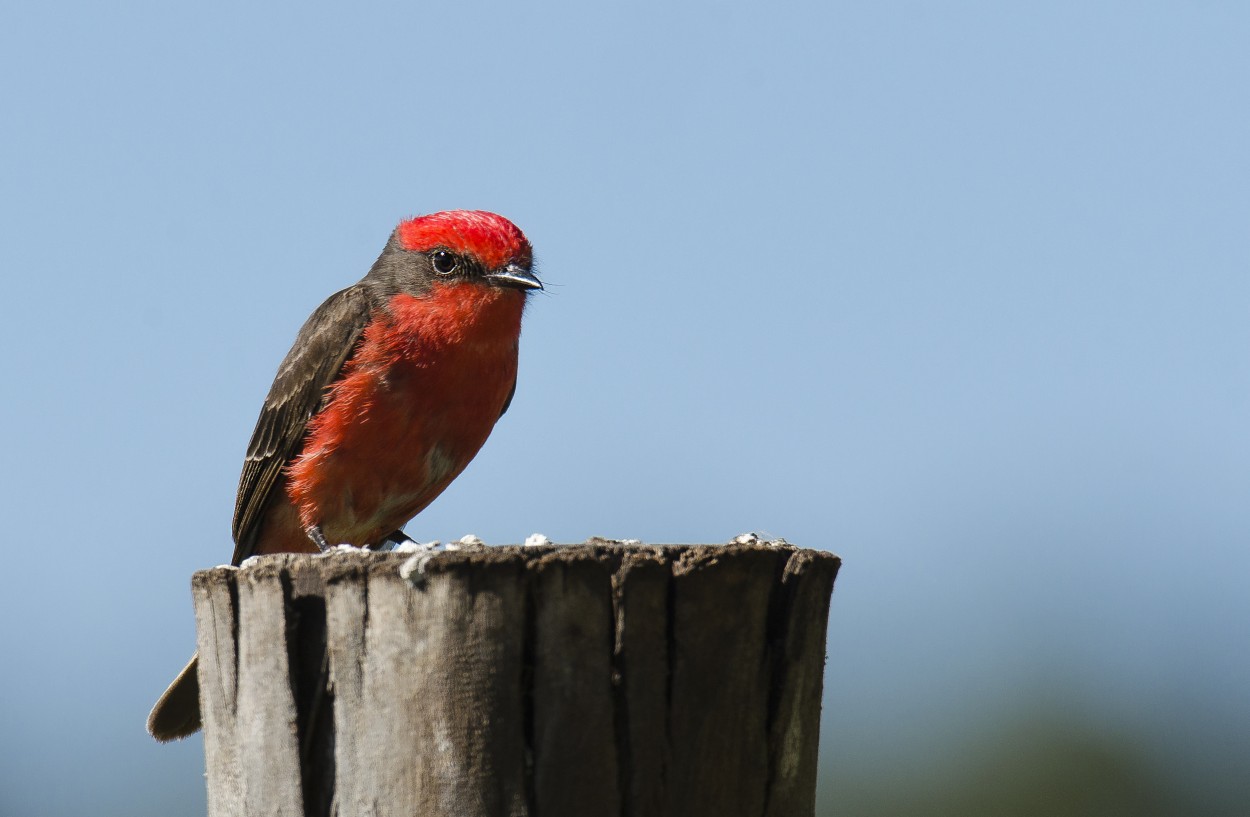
[147,210,541,741]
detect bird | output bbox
[147,210,541,741]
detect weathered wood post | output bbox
[194,541,840,817]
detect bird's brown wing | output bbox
[231,284,376,565]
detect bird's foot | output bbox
[306,526,332,552]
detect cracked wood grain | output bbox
[195,568,241,817]
[529,550,619,814]
[235,561,304,817]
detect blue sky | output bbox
[2,2,1248,814]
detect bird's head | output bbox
[368,210,542,297]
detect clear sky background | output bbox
[2,2,1247,815]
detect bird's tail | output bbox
[148,654,202,741]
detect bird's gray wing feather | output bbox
[230,284,375,564]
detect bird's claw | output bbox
[307,526,332,552]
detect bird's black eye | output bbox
[431,250,458,275]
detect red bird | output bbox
[147,210,541,741]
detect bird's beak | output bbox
[486,263,543,291]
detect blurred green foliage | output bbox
[818,712,1235,817]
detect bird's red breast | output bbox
[281,283,525,547]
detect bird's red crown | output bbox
[397,210,532,271]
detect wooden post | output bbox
[194,542,840,817]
